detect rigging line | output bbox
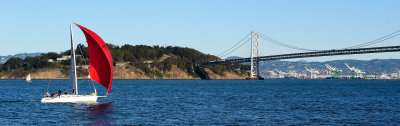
[78,44,88,66]
[259,33,322,51]
[46,79,52,92]
[77,43,96,93]
[217,33,251,57]
[220,38,251,58]
[91,80,96,93]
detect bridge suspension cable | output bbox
[217,33,251,58]
[219,38,251,58]
[259,28,400,52]
[259,33,322,51]
[345,28,400,49]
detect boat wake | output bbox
[0,100,41,103]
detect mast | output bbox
[70,23,78,95]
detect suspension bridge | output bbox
[195,29,400,80]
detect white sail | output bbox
[26,74,31,82]
[70,23,78,95]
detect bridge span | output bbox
[198,45,400,66]
[195,29,400,80]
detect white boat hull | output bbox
[41,95,98,103]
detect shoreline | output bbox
[1,78,398,80]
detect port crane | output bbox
[325,64,343,79]
[379,72,390,79]
[274,68,286,78]
[266,71,278,78]
[304,67,320,79]
[288,70,299,78]
[344,63,365,78]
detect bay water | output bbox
[0,79,399,125]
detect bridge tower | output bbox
[247,30,264,80]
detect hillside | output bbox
[0,53,42,64]
[0,44,249,79]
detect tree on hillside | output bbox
[2,57,24,71]
[23,55,51,71]
[43,52,60,61]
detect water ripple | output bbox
[0,79,400,125]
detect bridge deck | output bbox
[199,46,400,66]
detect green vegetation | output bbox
[105,44,249,78]
[0,53,59,78]
[0,43,249,78]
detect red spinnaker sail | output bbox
[75,23,113,94]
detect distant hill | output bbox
[0,44,248,79]
[259,59,400,76]
[225,56,243,60]
[2,48,400,79]
[0,53,43,64]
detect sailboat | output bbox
[26,74,31,82]
[41,23,113,103]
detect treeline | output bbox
[0,52,60,77]
[0,43,249,78]
[107,44,249,77]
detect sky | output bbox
[1,0,400,61]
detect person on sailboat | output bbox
[58,89,62,97]
[72,88,75,95]
[50,92,55,97]
[64,91,68,95]
[45,91,50,97]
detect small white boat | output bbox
[26,74,31,82]
[41,23,113,103]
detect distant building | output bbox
[77,65,89,69]
[116,62,130,66]
[56,55,81,62]
[48,59,54,63]
[56,56,71,62]
[143,60,154,64]
[365,75,377,79]
[143,60,154,67]
[391,72,399,79]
